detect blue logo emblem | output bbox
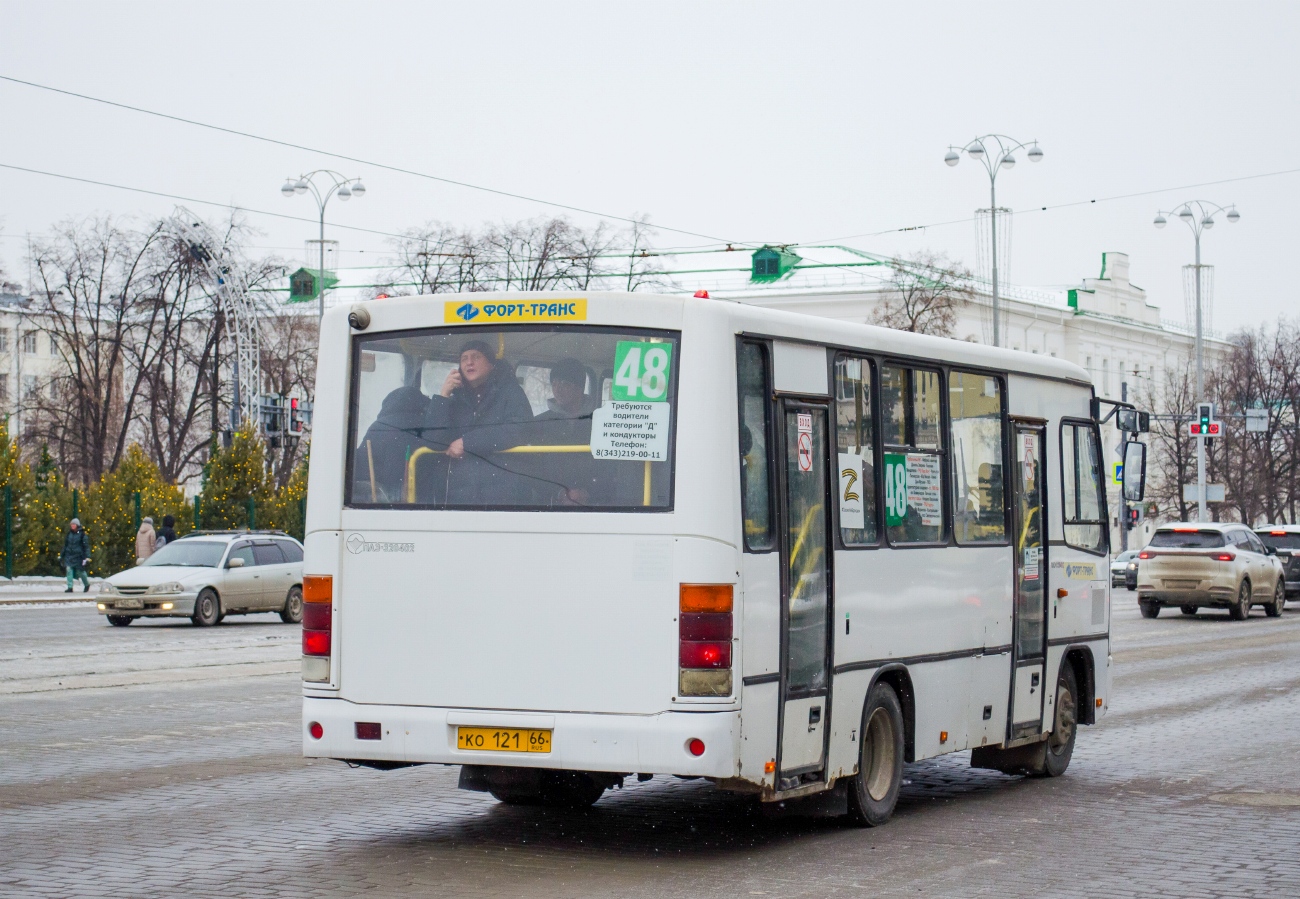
[456,303,479,321]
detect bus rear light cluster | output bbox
[679,584,733,697]
[302,575,333,683]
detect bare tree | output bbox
[27,217,173,482]
[260,309,319,485]
[871,251,974,337]
[380,222,486,296]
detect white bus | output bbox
[301,291,1145,824]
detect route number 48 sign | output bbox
[612,342,673,401]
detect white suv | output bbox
[1136,523,1285,620]
[96,531,304,628]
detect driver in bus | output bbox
[533,358,602,506]
[427,339,535,505]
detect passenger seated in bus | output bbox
[532,358,603,506]
[426,340,535,505]
[354,382,433,503]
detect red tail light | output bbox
[1139,551,1154,560]
[680,640,732,669]
[302,575,332,681]
[1213,552,1236,562]
[679,585,734,695]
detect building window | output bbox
[1102,358,1110,396]
[0,374,9,402]
[22,375,36,399]
[0,330,8,353]
[22,332,37,354]
[833,354,878,545]
[949,371,1006,544]
[880,364,944,544]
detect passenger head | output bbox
[458,340,495,388]
[549,358,587,414]
[163,515,175,528]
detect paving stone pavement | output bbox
[2,597,1300,898]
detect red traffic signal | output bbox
[1207,422,1220,435]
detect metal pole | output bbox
[990,176,1000,348]
[71,488,78,520]
[194,495,201,531]
[319,203,326,321]
[133,491,141,532]
[4,486,12,580]
[1194,231,1206,522]
[1120,381,1129,551]
[247,495,256,531]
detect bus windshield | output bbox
[348,325,679,511]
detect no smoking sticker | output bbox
[797,432,813,472]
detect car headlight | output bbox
[147,582,185,595]
[99,582,118,594]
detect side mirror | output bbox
[1265,545,1278,556]
[1122,441,1147,502]
[227,557,246,569]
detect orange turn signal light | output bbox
[1096,698,1103,708]
[680,584,733,614]
[764,760,776,774]
[1056,588,1068,598]
[940,731,948,744]
[303,575,333,604]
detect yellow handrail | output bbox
[403,444,653,506]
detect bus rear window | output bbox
[348,326,679,511]
[1149,530,1226,548]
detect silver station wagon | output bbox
[97,531,304,628]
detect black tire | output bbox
[280,585,304,624]
[1180,605,1198,616]
[191,589,221,627]
[1229,580,1251,621]
[1266,581,1285,618]
[1042,665,1078,777]
[1139,600,1160,619]
[847,682,905,827]
[106,614,134,627]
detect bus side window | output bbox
[881,364,945,545]
[834,354,878,545]
[737,342,774,551]
[949,371,1006,544]
[1061,421,1107,553]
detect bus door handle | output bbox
[808,706,822,731]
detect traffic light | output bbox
[1189,403,1220,438]
[1126,507,1140,528]
[289,398,304,434]
[1198,403,1212,432]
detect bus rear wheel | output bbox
[846,682,905,827]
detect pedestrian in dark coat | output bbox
[61,518,91,593]
[158,515,178,549]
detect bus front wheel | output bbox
[846,682,905,827]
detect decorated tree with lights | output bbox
[83,445,189,575]
[199,425,273,531]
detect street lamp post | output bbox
[1153,200,1240,521]
[280,170,367,319]
[944,135,1044,348]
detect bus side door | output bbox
[1009,422,1048,741]
[776,399,834,784]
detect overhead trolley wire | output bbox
[0,74,740,246]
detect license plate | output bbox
[115,598,143,610]
[456,726,551,753]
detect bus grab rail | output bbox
[402,445,653,506]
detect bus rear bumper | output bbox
[302,698,741,779]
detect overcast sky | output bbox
[1,1,1296,333]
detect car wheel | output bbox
[846,682,905,827]
[1042,664,1078,777]
[1266,581,1285,618]
[191,589,221,627]
[106,615,134,627]
[1180,605,1198,616]
[1139,600,1160,619]
[1229,580,1251,621]
[280,586,304,624]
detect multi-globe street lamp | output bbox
[944,135,1044,348]
[280,170,367,320]
[1153,200,1240,521]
